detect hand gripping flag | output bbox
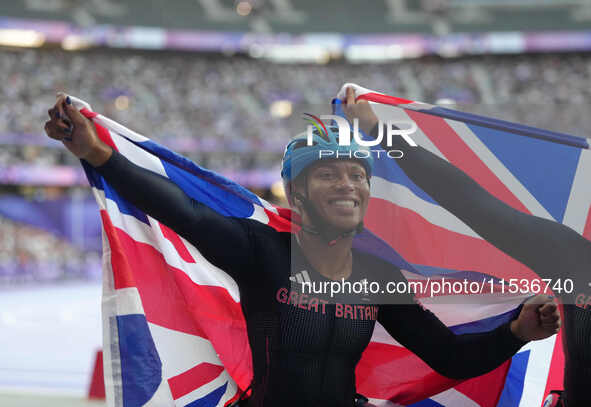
[75,81,591,407]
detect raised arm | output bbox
[374,122,590,280]
[44,94,253,279]
[94,150,254,277]
[378,295,559,379]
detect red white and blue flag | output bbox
[75,81,591,407]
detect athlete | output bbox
[342,87,591,407]
[44,94,560,407]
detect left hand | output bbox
[342,87,379,135]
[510,295,561,341]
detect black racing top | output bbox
[375,125,591,407]
[96,149,527,407]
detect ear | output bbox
[291,179,307,203]
[290,186,307,213]
[293,193,305,204]
[283,181,294,207]
[288,171,309,210]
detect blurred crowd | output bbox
[2,48,591,284]
[0,215,101,286]
[2,48,591,173]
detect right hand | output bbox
[44,93,112,166]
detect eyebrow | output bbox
[313,163,365,173]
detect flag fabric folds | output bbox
[334,84,591,407]
[75,81,590,407]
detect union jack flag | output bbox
[76,81,591,407]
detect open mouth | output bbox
[328,199,359,209]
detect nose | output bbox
[334,174,355,191]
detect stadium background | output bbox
[1,0,590,405]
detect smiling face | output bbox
[293,159,370,232]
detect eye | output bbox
[313,168,335,180]
[351,172,366,182]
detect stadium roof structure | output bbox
[1,0,591,59]
[2,0,591,34]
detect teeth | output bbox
[332,200,356,208]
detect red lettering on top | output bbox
[276,287,288,304]
[575,293,591,310]
[298,294,309,310]
[344,305,354,320]
[319,299,328,314]
[353,305,361,320]
[308,297,319,312]
[335,304,343,318]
